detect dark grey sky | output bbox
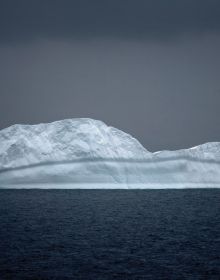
[0,0,220,151]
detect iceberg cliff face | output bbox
[0,118,219,188]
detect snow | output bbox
[0,118,220,188]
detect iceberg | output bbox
[0,118,220,188]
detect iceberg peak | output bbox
[0,118,149,170]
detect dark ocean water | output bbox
[0,189,220,280]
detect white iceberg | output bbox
[0,118,220,188]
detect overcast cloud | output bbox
[0,1,219,151]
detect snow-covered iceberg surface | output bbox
[0,118,220,188]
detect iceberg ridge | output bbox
[0,118,219,188]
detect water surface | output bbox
[0,189,219,279]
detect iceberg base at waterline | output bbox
[2,183,220,189]
[0,118,220,189]
[1,158,220,189]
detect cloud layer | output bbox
[1,0,220,43]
